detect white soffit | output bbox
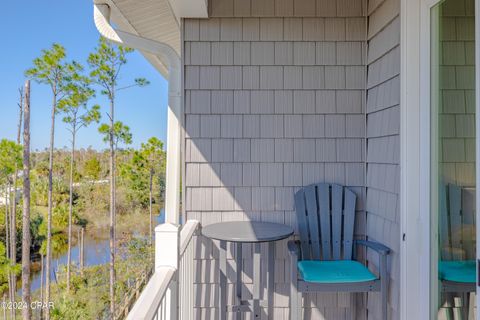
[102,0,183,77]
[167,0,208,18]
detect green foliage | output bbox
[39,230,67,258]
[141,137,164,164]
[83,157,102,180]
[57,70,101,135]
[134,78,149,87]
[14,40,161,317]
[32,176,71,207]
[51,295,90,320]
[24,43,67,84]
[52,205,69,229]
[25,43,86,103]
[88,37,149,97]
[29,213,45,253]
[118,150,148,207]
[98,121,132,148]
[119,137,165,208]
[48,265,109,319]
[41,237,152,319]
[0,139,22,180]
[89,37,128,94]
[0,242,20,294]
[35,204,68,257]
[89,37,147,154]
[88,37,132,86]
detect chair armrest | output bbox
[288,240,300,258]
[356,240,390,287]
[355,240,391,256]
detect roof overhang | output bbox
[95,0,208,78]
[167,0,208,19]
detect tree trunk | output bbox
[66,129,76,291]
[5,185,13,320]
[80,227,84,276]
[10,95,23,305]
[21,80,31,320]
[8,181,14,319]
[40,255,44,303]
[149,168,153,247]
[5,185,10,260]
[2,295,6,320]
[77,228,80,271]
[109,95,116,317]
[39,254,44,320]
[44,93,57,320]
[5,182,12,310]
[77,228,82,276]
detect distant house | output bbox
[91,0,477,319]
[72,179,109,187]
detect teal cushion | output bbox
[297,260,377,283]
[438,260,476,283]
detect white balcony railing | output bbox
[127,219,200,320]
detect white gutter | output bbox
[94,3,182,225]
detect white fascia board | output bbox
[167,0,208,19]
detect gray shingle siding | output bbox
[437,9,475,188]
[365,0,400,318]
[180,0,410,318]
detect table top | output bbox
[202,221,294,243]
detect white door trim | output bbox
[401,0,444,318]
[401,0,480,319]
[400,0,425,317]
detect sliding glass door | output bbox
[430,0,477,318]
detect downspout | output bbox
[93,3,182,225]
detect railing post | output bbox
[155,223,179,320]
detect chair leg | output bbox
[461,292,469,320]
[289,242,301,320]
[468,292,475,320]
[290,282,301,320]
[381,282,387,320]
[380,254,388,320]
[297,290,302,319]
[290,255,301,320]
[443,293,454,320]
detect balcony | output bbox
[126,220,199,320]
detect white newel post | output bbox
[155,223,179,320]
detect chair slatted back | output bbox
[440,184,465,261]
[294,183,357,261]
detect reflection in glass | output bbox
[431,0,476,318]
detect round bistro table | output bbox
[202,221,294,320]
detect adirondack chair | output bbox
[288,183,391,320]
[438,184,475,319]
[439,184,475,292]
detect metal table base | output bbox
[202,221,293,320]
[219,241,275,320]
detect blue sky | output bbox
[0,0,169,151]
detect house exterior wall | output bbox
[438,5,475,186]
[437,0,476,247]
[435,0,476,314]
[181,0,406,318]
[365,0,400,319]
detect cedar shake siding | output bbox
[365,0,400,319]
[182,0,402,318]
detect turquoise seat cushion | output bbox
[297,260,377,283]
[438,260,476,283]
